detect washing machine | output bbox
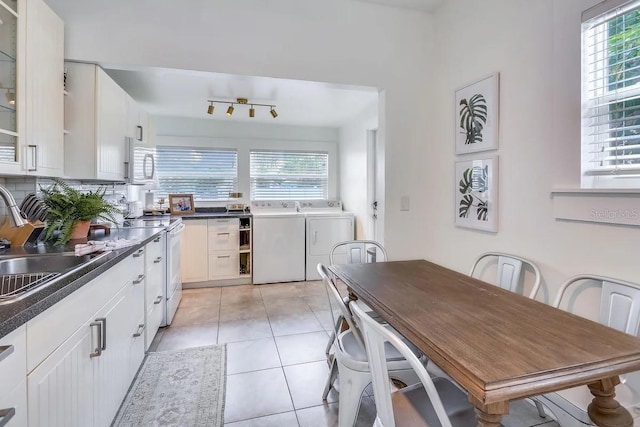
[301,200,354,280]
[252,201,306,284]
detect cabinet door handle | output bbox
[27,145,37,171]
[136,125,143,141]
[0,345,14,363]
[89,321,102,358]
[217,232,230,236]
[154,296,163,304]
[153,236,162,243]
[133,324,145,338]
[96,317,107,350]
[133,274,145,284]
[133,249,144,258]
[153,256,163,264]
[0,408,16,427]
[217,255,230,259]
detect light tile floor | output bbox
[149,281,560,427]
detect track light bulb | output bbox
[249,106,255,118]
[270,107,278,118]
[207,103,214,115]
[227,105,234,116]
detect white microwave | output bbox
[125,137,157,185]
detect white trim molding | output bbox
[552,189,640,227]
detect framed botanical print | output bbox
[455,73,500,154]
[455,156,498,232]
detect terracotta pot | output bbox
[70,220,91,240]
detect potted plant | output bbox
[40,179,122,245]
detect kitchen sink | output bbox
[0,252,110,303]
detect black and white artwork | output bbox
[455,156,498,232]
[455,73,499,154]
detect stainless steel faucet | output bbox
[0,185,27,227]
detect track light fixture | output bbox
[206,98,277,119]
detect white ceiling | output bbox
[355,0,444,12]
[103,65,379,127]
[49,0,440,127]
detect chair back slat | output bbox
[330,240,388,265]
[601,280,640,336]
[470,252,541,299]
[497,255,523,294]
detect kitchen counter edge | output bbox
[0,227,166,339]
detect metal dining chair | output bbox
[469,252,542,299]
[350,299,477,427]
[318,263,422,427]
[536,275,640,426]
[325,240,388,361]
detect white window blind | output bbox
[156,146,237,201]
[582,0,640,182]
[250,150,328,200]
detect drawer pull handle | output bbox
[154,236,162,242]
[133,249,144,258]
[153,256,163,264]
[89,321,102,358]
[0,408,16,427]
[217,232,230,236]
[133,274,145,284]
[0,345,14,363]
[154,296,163,304]
[133,324,145,338]
[218,255,231,259]
[96,317,107,350]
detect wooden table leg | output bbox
[587,377,633,427]
[469,396,509,427]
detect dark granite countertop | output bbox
[178,207,252,220]
[0,227,166,339]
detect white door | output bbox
[27,320,96,427]
[367,129,384,241]
[253,215,306,284]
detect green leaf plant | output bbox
[40,179,122,246]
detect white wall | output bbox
[428,0,638,303]
[339,100,378,239]
[154,116,339,206]
[54,0,434,260]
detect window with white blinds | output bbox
[156,146,238,201]
[250,150,328,200]
[582,0,640,185]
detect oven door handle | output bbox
[171,223,185,236]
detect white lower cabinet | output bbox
[0,325,27,427]
[26,249,146,427]
[181,219,208,283]
[144,233,166,350]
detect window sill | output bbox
[551,188,640,227]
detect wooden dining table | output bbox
[329,259,640,427]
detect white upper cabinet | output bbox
[0,0,64,177]
[24,0,64,177]
[64,62,128,180]
[126,94,149,145]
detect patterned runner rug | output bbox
[112,345,227,427]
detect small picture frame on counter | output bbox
[168,194,195,215]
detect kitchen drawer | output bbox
[0,380,27,427]
[0,325,26,392]
[208,252,239,280]
[207,218,239,233]
[208,229,239,252]
[146,233,165,261]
